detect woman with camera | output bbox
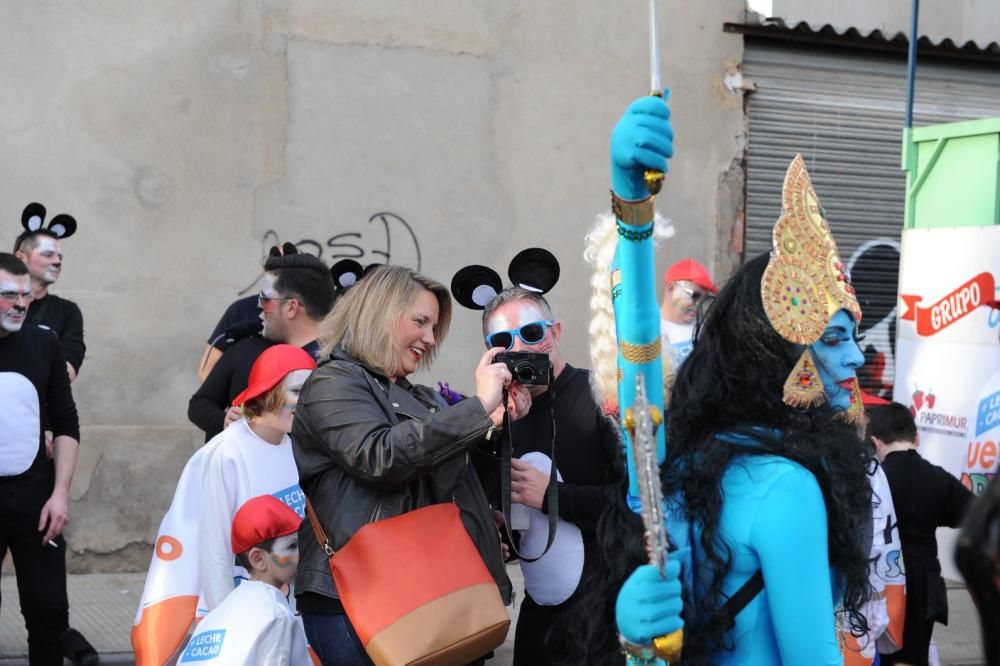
[290,265,530,666]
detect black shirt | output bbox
[474,365,622,533]
[0,324,79,483]
[27,293,85,372]
[207,295,261,349]
[881,449,973,565]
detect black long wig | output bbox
[565,252,873,664]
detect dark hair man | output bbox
[188,253,334,440]
[0,253,82,665]
[480,287,623,665]
[869,401,975,666]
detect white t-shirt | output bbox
[199,419,305,612]
[516,452,585,606]
[179,580,310,665]
[660,319,695,367]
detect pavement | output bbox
[0,570,987,665]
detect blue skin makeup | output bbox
[809,309,865,412]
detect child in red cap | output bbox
[133,345,316,664]
[178,495,310,665]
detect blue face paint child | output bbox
[810,309,865,413]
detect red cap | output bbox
[859,390,890,406]
[231,495,302,554]
[231,344,316,407]
[664,259,717,293]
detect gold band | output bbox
[622,339,662,365]
[653,629,684,662]
[611,191,656,227]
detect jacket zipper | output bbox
[368,495,385,523]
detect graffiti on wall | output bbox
[848,238,901,400]
[240,211,421,294]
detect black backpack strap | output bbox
[720,569,764,627]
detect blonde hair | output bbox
[242,381,287,421]
[318,265,452,376]
[583,211,676,411]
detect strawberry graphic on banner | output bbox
[900,272,995,336]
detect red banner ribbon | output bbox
[900,272,996,336]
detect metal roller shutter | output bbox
[744,40,1000,398]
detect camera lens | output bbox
[514,364,536,383]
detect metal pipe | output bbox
[905,0,920,128]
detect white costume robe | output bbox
[178,580,310,665]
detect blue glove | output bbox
[616,549,685,644]
[610,90,674,201]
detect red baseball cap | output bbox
[859,390,890,406]
[664,259,717,293]
[231,344,316,407]
[231,495,302,554]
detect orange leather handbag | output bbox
[307,501,510,666]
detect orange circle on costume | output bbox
[155,536,183,561]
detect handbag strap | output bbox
[305,496,335,558]
[499,382,559,563]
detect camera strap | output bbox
[499,382,559,563]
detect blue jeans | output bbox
[301,613,372,666]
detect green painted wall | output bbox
[903,117,1000,229]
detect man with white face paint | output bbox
[659,258,717,367]
[479,287,623,665]
[188,253,334,441]
[0,253,82,665]
[14,230,85,383]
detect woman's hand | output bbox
[616,550,686,644]
[476,347,513,415]
[487,383,533,427]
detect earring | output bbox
[782,349,826,408]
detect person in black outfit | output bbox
[188,252,334,440]
[479,287,622,665]
[13,211,97,665]
[197,294,260,381]
[0,254,82,665]
[870,402,975,666]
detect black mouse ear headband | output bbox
[450,248,560,310]
[268,242,299,258]
[16,202,77,249]
[330,259,368,292]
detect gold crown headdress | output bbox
[761,155,863,422]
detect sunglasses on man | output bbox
[258,291,294,308]
[484,320,553,350]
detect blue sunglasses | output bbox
[484,320,554,350]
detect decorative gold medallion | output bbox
[761,256,827,345]
[782,349,826,408]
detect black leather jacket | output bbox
[291,349,511,604]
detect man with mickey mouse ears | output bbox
[452,249,625,664]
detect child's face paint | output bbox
[275,369,311,433]
[267,534,299,586]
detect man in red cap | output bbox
[660,258,717,366]
[177,495,309,665]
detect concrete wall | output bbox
[771,0,1000,48]
[0,0,747,571]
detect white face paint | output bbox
[267,533,299,586]
[485,298,563,392]
[277,368,312,432]
[0,273,32,335]
[258,272,289,342]
[24,237,63,286]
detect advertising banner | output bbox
[894,226,1000,579]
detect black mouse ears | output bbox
[451,248,560,310]
[268,242,299,257]
[20,202,77,240]
[330,259,382,291]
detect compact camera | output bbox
[495,352,552,386]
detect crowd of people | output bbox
[2,91,998,666]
